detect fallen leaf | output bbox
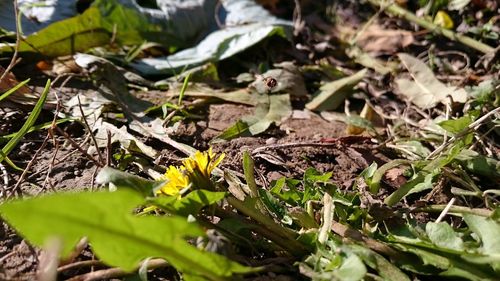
[250,62,308,96]
[356,24,414,55]
[306,69,367,111]
[0,66,56,109]
[395,53,467,109]
[213,94,292,141]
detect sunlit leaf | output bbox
[0,190,253,278]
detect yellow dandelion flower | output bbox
[157,166,190,196]
[183,147,225,178]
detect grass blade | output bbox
[0,79,50,164]
[0,78,30,103]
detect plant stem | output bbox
[411,205,492,217]
[368,0,495,54]
[227,197,309,256]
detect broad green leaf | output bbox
[247,94,292,135]
[344,115,375,131]
[0,79,50,164]
[96,167,160,196]
[396,53,467,109]
[426,222,464,251]
[1,0,180,57]
[463,215,500,258]
[306,69,367,111]
[0,190,252,278]
[259,189,288,221]
[438,115,473,134]
[335,254,367,281]
[350,244,410,281]
[455,149,500,179]
[303,168,332,204]
[151,190,226,216]
[211,120,252,143]
[270,177,301,205]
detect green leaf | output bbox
[0,79,50,165]
[132,24,292,74]
[214,94,291,141]
[0,78,30,103]
[2,0,181,57]
[211,120,252,142]
[344,115,375,131]
[369,159,410,194]
[384,170,435,206]
[306,69,367,111]
[270,177,301,206]
[463,215,500,258]
[95,167,160,196]
[302,168,331,204]
[350,244,410,281]
[258,189,288,221]
[455,149,500,179]
[0,190,253,279]
[151,190,226,216]
[335,254,367,281]
[426,222,464,251]
[438,115,474,134]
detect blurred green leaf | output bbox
[0,190,252,278]
[151,190,226,216]
[438,115,473,134]
[426,222,464,251]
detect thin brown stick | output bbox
[77,95,104,165]
[0,0,22,84]
[66,259,169,281]
[8,133,51,198]
[106,129,112,167]
[7,75,71,198]
[251,141,340,155]
[54,127,103,168]
[57,260,104,273]
[426,106,500,159]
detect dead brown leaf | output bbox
[384,167,408,189]
[356,24,414,56]
[0,65,57,109]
